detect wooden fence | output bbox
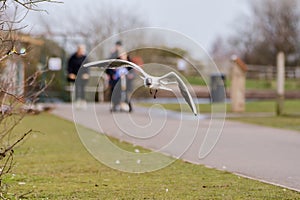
[246,65,300,79]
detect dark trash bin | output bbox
[210,74,226,103]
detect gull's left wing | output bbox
[160,72,197,116]
[83,59,148,77]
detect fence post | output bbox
[276,52,285,116]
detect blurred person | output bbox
[110,52,128,112]
[106,40,124,101]
[121,52,136,112]
[106,41,136,112]
[110,51,136,112]
[127,56,143,112]
[67,45,89,109]
[110,40,124,59]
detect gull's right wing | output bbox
[160,72,197,116]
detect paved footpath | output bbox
[51,103,300,192]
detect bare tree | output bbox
[37,1,148,58]
[72,2,147,50]
[0,0,57,198]
[221,0,300,66]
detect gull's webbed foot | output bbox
[149,89,158,99]
[154,89,158,99]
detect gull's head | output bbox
[145,78,152,87]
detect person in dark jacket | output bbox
[67,45,89,108]
[105,40,124,103]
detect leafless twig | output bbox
[0,129,32,159]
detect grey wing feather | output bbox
[161,72,197,115]
[83,59,123,68]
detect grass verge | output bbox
[138,100,300,132]
[5,113,300,199]
[229,100,300,132]
[186,76,300,91]
[233,115,300,132]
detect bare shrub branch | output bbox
[0,0,58,197]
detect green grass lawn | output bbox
[3,113,300,199]
[234,115,300,132]
[139,100,300,132]
[229,100,300,132]
[244,79,300,91]
[140,100,300,114]
[186,76,300,91]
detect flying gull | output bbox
[83,59,197,115]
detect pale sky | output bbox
[26,0,249,51]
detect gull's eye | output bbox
[145,78,152,86]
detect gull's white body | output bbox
[145,76,172,91]
[83,59,197,115]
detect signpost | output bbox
[48,57,62,71]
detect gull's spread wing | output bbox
[84,60,197,115]
[83,59,147,77]
[160,72,197,115]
